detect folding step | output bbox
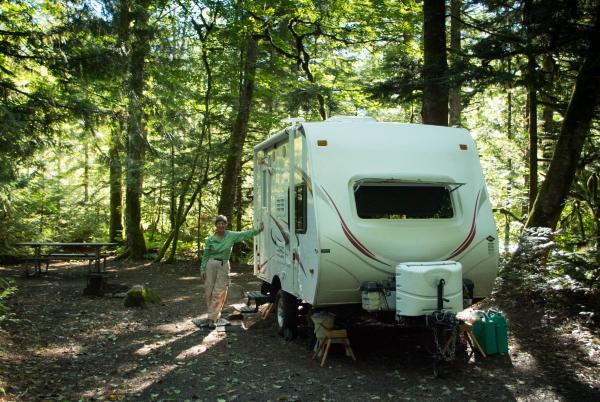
[243,290,272,313]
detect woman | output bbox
[194,215,263,328]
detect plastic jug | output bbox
[311,311,336,339]
[471,313,498,355]
[488,310,509,354]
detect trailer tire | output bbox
[275,290,298,340]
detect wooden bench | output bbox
[17,242,115,276]
[34,253,110,274]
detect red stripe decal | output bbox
[293,250,307,277]
[340,217,375,258]
[447,191,480,259]
[270,215,289,245]
[322,187,390,266]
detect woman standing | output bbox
[194,215,263,328]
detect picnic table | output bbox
[16,242,117,276]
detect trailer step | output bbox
[244,290,272,313]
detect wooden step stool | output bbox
[443,322,487,358]
[312,329,356,367]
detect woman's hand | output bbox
[259,222,264,232]
[200,272,206,281]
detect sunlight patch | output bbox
[81,363,178,400]
[122,262,154,271]
[135,321,225,357]
[175,344,207,359]
[37,344,84,359]
[164,295,196,303]
[178,276,200,281]
[155,319,194,333]
[175,331,225,360]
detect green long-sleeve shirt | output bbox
[199,229,260,273]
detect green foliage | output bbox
[0,277,17,322]
[547,250,600,292]
[0,0,56,184]
[0,0,598,268]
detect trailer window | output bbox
[295,183,307,233]
[354,184,454,219]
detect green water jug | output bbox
[488,310,509,354]
[472,313,498,355]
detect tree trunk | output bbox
[527,71,538,211]
[109,122,123,243]
[110,0,128,245]
[541,55,556,160]
[524,0,538,211]
[169,142,176,231]
[165,152,201,263]
[155,174,206,263]
[218,36,258,219]
[124,0,151,258]
[83,143,89,204]
[422,0,448,126]
[526,4,600,229]
[196,194,203,260]
[155,9,217,262]
[160,22,215,263]
[449,0,462,127]
[504,68,513,253]
[230,176,245,263]
[148,177,162,242]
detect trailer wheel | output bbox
[275,290,298,339]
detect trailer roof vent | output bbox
[326,115,376,123]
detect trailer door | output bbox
[256,158,270,276]
[291,131,307,295]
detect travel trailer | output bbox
[252,116,499,336]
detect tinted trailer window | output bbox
[354,184,454,219]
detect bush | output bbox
[0,277,16,322]
[547,249,600,292]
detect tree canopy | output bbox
[1,0,599,276]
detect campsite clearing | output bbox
[0,260,598,401]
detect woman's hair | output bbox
[214,215,228,225]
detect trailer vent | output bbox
[354,183,454,219]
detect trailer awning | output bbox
[353,179,463,219]
[353,179,466,193]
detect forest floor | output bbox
[0,259,599,402]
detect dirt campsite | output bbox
[0,258,599,401]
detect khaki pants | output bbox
[205,259,230,321]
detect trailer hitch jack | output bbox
[437,279,449,311]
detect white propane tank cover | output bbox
[396,261,463,317]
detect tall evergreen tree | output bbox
[526,2,600,229]
[218,35,259,220]
[422,0,448,125]
[124,0,152,258]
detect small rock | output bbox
[124,285,161,308]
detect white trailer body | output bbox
[253,116,498,312]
